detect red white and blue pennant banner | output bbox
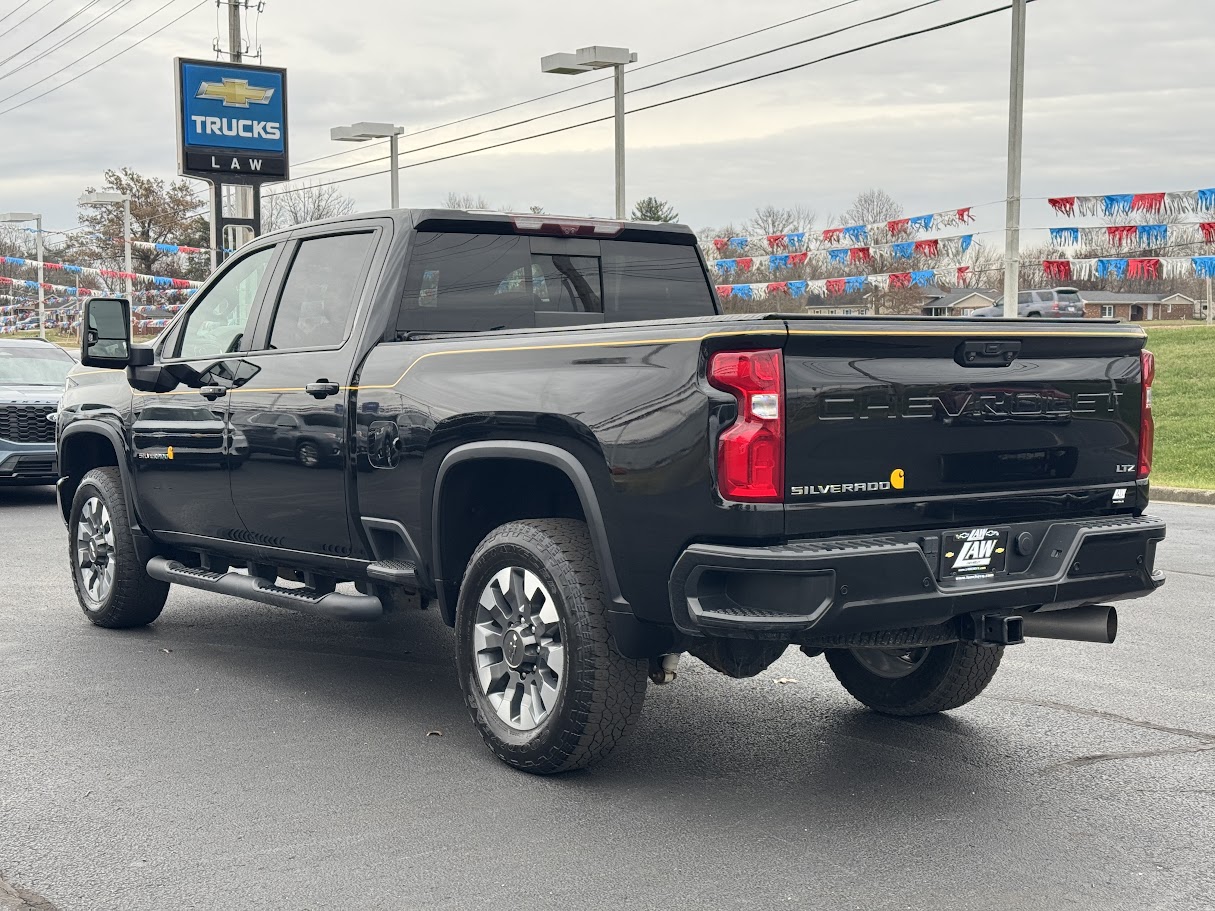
[715,255,1215,300]
[1049,223,1215,247]
[712,233,975,274]
[707,207,974,254]
[1,255,202,290]
[1047,189,1215,218]
[716,267,975,299]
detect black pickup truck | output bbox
[57,210,1165,773]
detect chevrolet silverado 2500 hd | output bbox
[57,210,1165,773]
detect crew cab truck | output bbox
[58,210,1165,774]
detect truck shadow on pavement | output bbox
[0,487,58,507]
[105,594,1021,807]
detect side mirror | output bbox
[81,297,132,368]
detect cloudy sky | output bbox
[0,0,1211,244]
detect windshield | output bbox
[0,347,74,386]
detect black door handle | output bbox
[306,380,340,399]
[200,385,227,400]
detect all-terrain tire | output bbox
[68,467,169,629]
[455,519,648,774]
[825,641,1003,716]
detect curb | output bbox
[1150,486,1215,506]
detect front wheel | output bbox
[824,641,1003,716]
[455,519,648,774]
[69,467,169,629]
[296,440,321,468]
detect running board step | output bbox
[366,559,417,586]
[146,557,382,621]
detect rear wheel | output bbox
[824,641,1002,715]
[455,519,648,774]
[69,467,169,629]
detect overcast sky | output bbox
[0,0,1211,244]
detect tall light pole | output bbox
[1,212,44,339]
[1002,0,1027,318]
[331,122,406,208]
[79,192,133,308]
[542,45,637,220]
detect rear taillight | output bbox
[1137,349,1155,479]
[708,348,784,502]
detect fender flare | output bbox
[431,441,627,622]
[58,420,140,528]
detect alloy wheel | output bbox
[75,496,116,608]
[471,566,565,731]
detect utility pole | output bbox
[1002,0,1027,319]
[613,63,626,220]
[1206,276,1212,327]
[228,0,241,62]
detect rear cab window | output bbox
[398,229,716,334]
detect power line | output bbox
[292,0,949,184]
[0,0,186,104]
[0,0,105,69]
[268,1,1028,199]
[0,0,142,84]
[291,0,871,171]
[0,0,59,33]
[0,0,206,115]
[0,0,37,28]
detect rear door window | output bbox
[400,233,531,333]
[265,232,376,350]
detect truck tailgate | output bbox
[780,319,1148,535]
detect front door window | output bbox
[176,247,275,359]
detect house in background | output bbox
[1075,291,1198,321]
[804,293,873,316]
[919,288,998,316]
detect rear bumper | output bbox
[669,515,1165,636]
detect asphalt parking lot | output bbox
[1,489,1212,911]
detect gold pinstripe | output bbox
[92,324,1142,396]
[351,325,1144,392]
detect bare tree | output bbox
[443,192,492,210]
[263,181,356,232]
[841,189,903,229]
[742,205,816,239]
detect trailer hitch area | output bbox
[960,612,1025,647]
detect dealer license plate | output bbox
[940,527,1009,579]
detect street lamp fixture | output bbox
[542,45,637,219]
[331,121,406,208]
[79,192,134,310]
[0,211,45,339]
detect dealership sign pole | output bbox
[175,57,289,265]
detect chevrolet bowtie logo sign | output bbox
[196,78,275,108]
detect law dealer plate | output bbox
[940,527,1009,579]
